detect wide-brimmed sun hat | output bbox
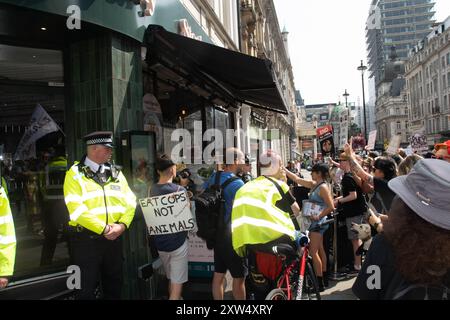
[388,159,450,230]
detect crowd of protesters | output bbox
[149,138,448,300]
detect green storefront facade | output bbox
[0,0,215,300]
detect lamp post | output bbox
[357,60,368,142]
[343,89,350,108]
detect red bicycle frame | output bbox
[275,245,309,300]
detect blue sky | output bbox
[273,0,450,106]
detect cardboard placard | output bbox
[409,133,428,154]
[367,130,377,150]
[386,135,401,155]
[139,191,196,236]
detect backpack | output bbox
[194,172,240,250]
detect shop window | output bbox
[0,45,69,280]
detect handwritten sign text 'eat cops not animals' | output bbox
[139,191,196,236]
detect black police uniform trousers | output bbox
[69,231,123,300]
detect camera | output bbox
[178,171,190,179]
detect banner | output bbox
[367,130,377,150]
[316,125,335,158]
[409,133,428,155]
[386,135,401,155]
[139,191,196,236]
[14,104,63,160]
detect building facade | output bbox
[367,0,436,86]
[240,0,298,166]
[405,16,450,146]
[366,0,436,146]
[375,48,410,145]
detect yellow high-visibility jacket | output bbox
[64,162,136,235]
[42,156,68,200]
[0,186,16,277]
[231,176,296,257]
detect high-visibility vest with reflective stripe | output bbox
[0,186,16,277]
[231,176,296,257]
[64,162,137,235]
[1,178,7,196]
[43,157,68,200]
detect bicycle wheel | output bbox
[301,262,321,300]
[265,288,288,300]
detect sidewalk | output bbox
[322,278,357,300]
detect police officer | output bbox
[63,131,136,300]
[0,183,16,289]
[40,145,69,266]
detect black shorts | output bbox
[214,234,248,279]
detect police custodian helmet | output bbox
[83,131,114,148]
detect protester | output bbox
[204,148,246,300]
[434,140,450,163]
[148,154,190,300]
[398,154,423,176]
[285,164,335,291]
[176,168,197,196]
[334,153,367,276]
[353,159,450,300]
[232,150,299,297]
[344,138,397,214]
[286,160,299,187]
[237,155,254,184]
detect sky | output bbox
[273,0,450,106]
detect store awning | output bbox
[143,25,288,114]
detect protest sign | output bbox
[409,133,428,154]
[386,135,401,155]
[139,191,196,236]
[317,125,335,158]
[367,130,377,150]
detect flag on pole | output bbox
[14,104,63,160]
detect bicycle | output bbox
[265,218,335,300]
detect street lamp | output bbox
[343,89,350,108]
[357,60,368,142]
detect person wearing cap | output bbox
[333,153,368,276]
[237,155,254,184]
[0,183,16,289]
[148,154,189,300]
[434,140,450,163]
[63,131,136,300]
[353,159,450,300]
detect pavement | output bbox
[322,278,357,300]
[182,272,357,300]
